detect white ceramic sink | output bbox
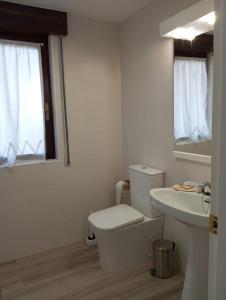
[150,188,211,300]
[150,188,210,227]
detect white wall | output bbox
[0,1,212,271]
[121,0,211,271]
[0,16,123,263]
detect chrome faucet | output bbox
[202,182,211,196]
[201,182,211,207]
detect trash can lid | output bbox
[154,239,174,252]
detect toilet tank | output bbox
[129,165,164,218]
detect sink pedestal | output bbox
[182,226,209,300]
[150,188,210,299]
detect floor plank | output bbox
[0,242,184,300]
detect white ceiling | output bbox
[6,0,153,23]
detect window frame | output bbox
[0,33,56,160]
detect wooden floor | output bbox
[0,242,184,300]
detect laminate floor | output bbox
[0,242,184,300]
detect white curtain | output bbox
[174,56,212,143]
[207,53,213,137]
[0,40,45,166]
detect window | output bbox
[0,35,55,167]
[174,56,212,143]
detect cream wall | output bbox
[0,16,123,263]
[121,0,211,271]
[0,1,212,271]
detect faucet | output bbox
[201,182,211,206]
[202,182,211,196]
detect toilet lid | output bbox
[88,204,144,231]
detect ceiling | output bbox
[5,0,153,23]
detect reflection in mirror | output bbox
[174,33,213,156]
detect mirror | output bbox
[173,32,214,157]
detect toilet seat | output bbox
[88,204,144,231]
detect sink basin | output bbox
[150,188,210,227]
[150,188,211,300]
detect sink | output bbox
[150,188,210,300]
[150,188,209,227]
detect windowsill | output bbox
[0,159,59,168]
[173,150,211,164]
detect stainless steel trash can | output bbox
[151,239,175,279]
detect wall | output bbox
[121,0,211,271]
[0,0,212,271]
[0,16,123,263]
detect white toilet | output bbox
[88,164,164,272]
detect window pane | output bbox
[0,41,45,166]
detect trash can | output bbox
[151,239,175,279]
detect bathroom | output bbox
[0,0,225,299]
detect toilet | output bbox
[88,164,164,272]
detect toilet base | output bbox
[94,216,164,272]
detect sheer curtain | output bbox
[207,53,213,138]
[174,56,212,143]
[0,40,45,167]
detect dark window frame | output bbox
[174,33,214,58]
[0,33,56,160]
